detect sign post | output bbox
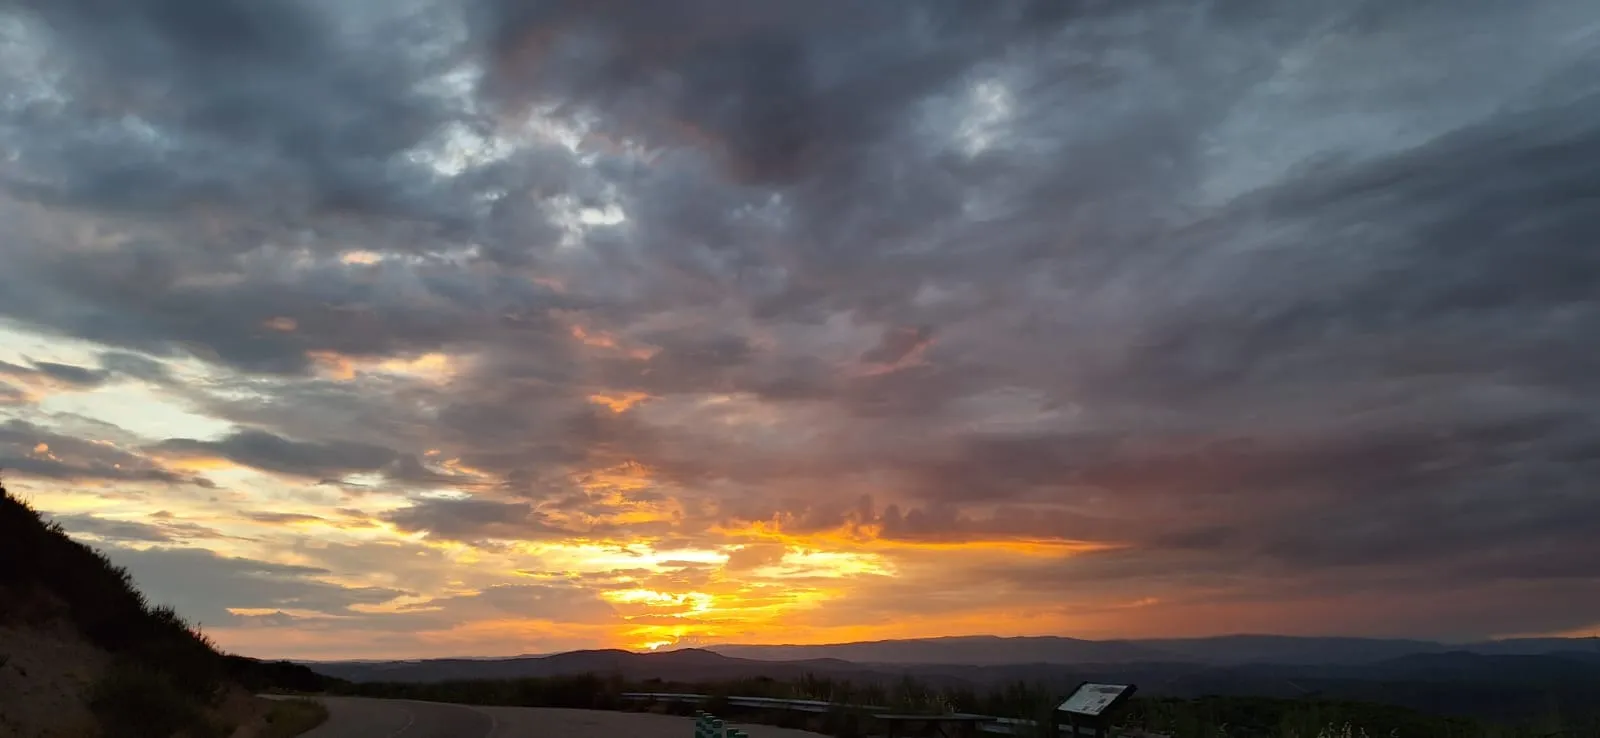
[1054,682,1137,738]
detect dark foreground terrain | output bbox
[320,666,1600,738]
[308,644,1600,729]
[0,481,333,737]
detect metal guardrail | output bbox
[621,693,1087,736]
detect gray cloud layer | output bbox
[3,0,1599,639]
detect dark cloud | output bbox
[1,0,459,218]
[153,429,401,481]
[474,0,1074,185]
[98,352,175,384]
[0,235,572,375]
[382,496,566,543]
[49,511,226,543]
[30,360,109,387]
[49,513,176,542]
[0,358,108,388]
[0,419,212,486]
[97,544,410,627]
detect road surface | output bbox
[298,698,832,738]
[301,697,493,738]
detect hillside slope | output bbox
[309,647,897,684]
[0,479,333,737]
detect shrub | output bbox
[89,661,218,738]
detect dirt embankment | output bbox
[0,622,108,737]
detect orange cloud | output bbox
[565,322,658,359]
[588,391,651,413]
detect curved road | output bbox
[296,698,831,738]
[302,697,497,738]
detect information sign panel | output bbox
[1057,683,1133,717]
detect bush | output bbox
[89,661,220,738]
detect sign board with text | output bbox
[1057,683,1135,718]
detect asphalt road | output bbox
[292,698,831,738]
[301,697,497,738]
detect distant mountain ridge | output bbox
[308,647,876,684]
[304,634,1600,683]
[707,633,1600,666]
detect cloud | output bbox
[242,511,327,525]
[97,544,410,627]
[48,512,225,543]
[473,0,1074,186]
[397,584,619,626]
[0,419,212,486]
[382,496,567,543]
[723,544,787,572]
[153,429,401,480]
[48,513,177,542]
[98,352,175,384]
[0,358,109,390]
[1,0,462,219]
[3,0,1600,652]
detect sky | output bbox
[1,0,1598,661]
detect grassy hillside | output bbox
[0,478,335,737]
